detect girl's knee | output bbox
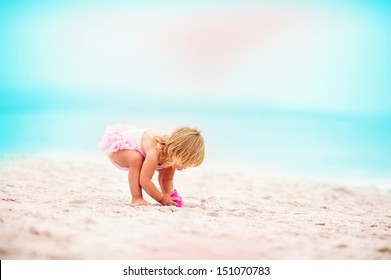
[128,152,144,168]
[110,150,143,169]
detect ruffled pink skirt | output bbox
[99,124,136,155]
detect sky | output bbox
[1,0,391,115]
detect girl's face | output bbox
[172,164,186,171]
[169,159,187,171]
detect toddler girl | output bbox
[99,124,205,207]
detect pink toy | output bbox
[171,189,183,207]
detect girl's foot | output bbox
[131,198,151,207]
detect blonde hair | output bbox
[155,126,205,168]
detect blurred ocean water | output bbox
[1,94,390,184]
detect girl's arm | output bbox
[158,168,176,194]
[140,151,177,206]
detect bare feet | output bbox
[131,198,151,207]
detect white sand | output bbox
[0,156,390,259]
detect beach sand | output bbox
[0,155,390,260]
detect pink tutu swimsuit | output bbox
[99,124,164,171]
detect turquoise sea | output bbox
[1,92,390,185]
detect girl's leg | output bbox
[157,168,175,194]
[110,150,150,206]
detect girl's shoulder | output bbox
[142,131,162,155]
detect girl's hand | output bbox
[160,193,179,206]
